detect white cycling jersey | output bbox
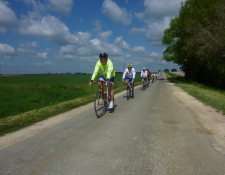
[141,71,147,78]
[123,68,136,79]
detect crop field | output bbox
[0,73,141,119]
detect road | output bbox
[1,73,225,175]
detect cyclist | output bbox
[141,68,147,87]
[155,73,158,80]
[151,73,155,82]
[147,69,151,82]
[89,53,115,109]
[122,64,136,97]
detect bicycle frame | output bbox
[91,81,109,105]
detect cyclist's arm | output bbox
[122,69,127,79]
[133,68,136,79]
[141,71,143,77]
[91,61,99,80]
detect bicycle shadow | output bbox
[123,95,134,100]
[108,104,117,113]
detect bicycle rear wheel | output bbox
[94,91,106,118]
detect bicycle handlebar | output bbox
[89,80,108,89]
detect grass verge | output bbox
[164,72,225,115]
[0,81,142,136]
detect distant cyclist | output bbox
[89,53,115,109]
[151,73,155,82]
[155,73,158,80]
[122,64,136,96]
[141,68,147,86]
[147,69,151,82]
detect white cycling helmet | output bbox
[143,68,146,70]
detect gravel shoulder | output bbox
[166,79,225,154]
[171,71,185,77]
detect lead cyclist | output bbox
[122,64,136,97]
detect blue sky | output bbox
[0,0,183,74]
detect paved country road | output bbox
[1,73,225,175]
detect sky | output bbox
[0,0,184,74]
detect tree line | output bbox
[162,0,225,89]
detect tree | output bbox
[162,0,225,88]
[164,69,169,72]
[171,69,177,72]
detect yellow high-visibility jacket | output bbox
[91,58,115,80]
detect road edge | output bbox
[0,84,142,150]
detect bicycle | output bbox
[146,78,149,88]
[126,80,133,100]
[89,81,114,118]
[142,79,146,90]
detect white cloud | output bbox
[55,45,78,61]
[21,0,72,17]
[102,0,132,25]
[0,0,18,33]
[19,41,39,49]
[114,37,130,50]
[59,45,77,55]
[48,0,73,15]
[18,15,91,46]
[135,0,183,22]
[131,46,146,53]
[44,61,55,66]
[78,38,122,57]
[146,17,171,45]
[94,21,112,42]
[149,52,161,58]
[17,42,48,59]
[36,52,48,59]
[134,0,183,46]
[33,61,55,67]
[94,20,102,32]
[114,36,123,44]
[21,0,46,19]
[129,27,146,34]
[98,30,112,42]
[33,62,42,67]
[0,43,16,58]
[31,41,39,49]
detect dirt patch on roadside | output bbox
[171,71,185,77]
[165,74,225,154]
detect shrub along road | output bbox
[0,73,225,174]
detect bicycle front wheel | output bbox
[127,85,130,100]
[94,91,106,118]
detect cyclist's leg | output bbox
[108,77,114,102]
[125,77,129,86]
[131,79,134,94]
[98,76,105,89]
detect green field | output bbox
[0,73,141,119]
